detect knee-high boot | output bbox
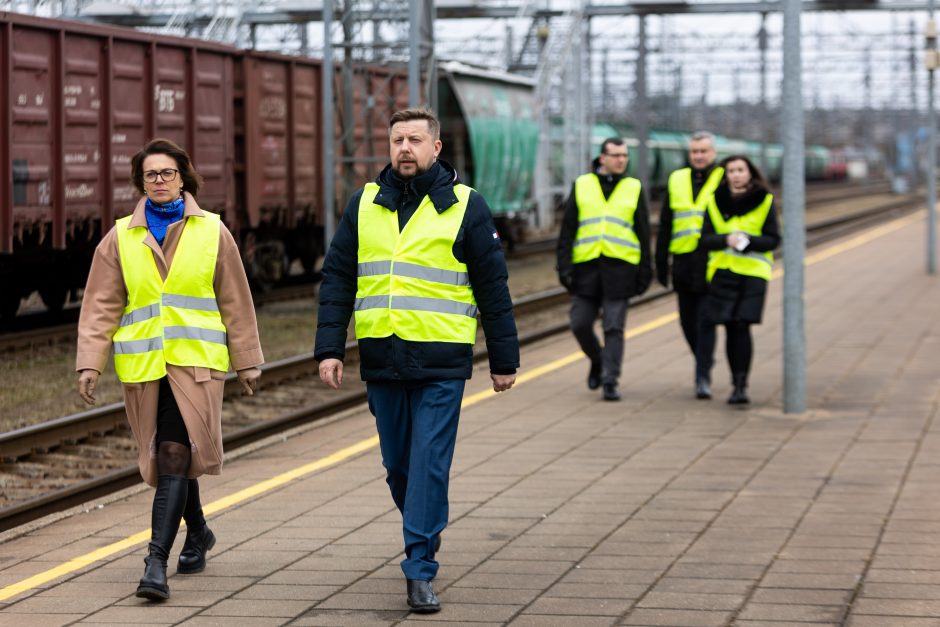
[137,474,188,600]
[177,479,216,574]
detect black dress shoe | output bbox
[407,579,441,613]
[695,378,712,400]
[602,383,621,401]
[587,361,602,390]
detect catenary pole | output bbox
[927,0,937,274]
[322,0,336,248]
[636,15,650,193]
[409,0,421,106]
[759,12,769,175]
[782,0,806,413]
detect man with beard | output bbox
[315,107,519,613]
[655,131,724,400]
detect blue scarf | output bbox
[144,196,185,246]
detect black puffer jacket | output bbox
[555,167,652,300]
[655,163,720,294]
[315,160,520,381]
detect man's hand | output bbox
[657,266,669,288]
[491,373,516,393]
[237,367,261,396]
[78,369,99,405]
[319,358,344,390]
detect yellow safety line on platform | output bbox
[0,210,925,603]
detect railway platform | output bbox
[0,210,938,626]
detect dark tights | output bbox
[156,377,191,476]
[697,320,753,380]
[725,322,752,378]
[158,441,191,476]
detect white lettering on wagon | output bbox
[65,183,94,200]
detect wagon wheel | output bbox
[39,279,68,313]
[0,293,20,319]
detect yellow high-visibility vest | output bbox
[112,211,229,383]
[354,183,478,344]
[571,173,642,265]
[667,166,725,254]
[705,192,775,282]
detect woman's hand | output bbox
[78,369,99,405]
[237,367,261,396]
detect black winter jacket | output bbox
[555,168,652,301]
[655,163,720,294]
[314,160,520,381]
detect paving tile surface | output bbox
[1,214,939,625]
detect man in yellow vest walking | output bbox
[556,138,652,401]
[315,107,519,613]
[655,131,724,399]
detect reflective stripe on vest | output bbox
[667,166,724,254]
[112,211,230,383]
[571,174,642,265]
[705,192,775,282]
[354,183,478,344]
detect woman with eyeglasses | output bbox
[75,138,263,600]
[696,155,780,405]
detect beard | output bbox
[392,159,434,180]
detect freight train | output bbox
[1,12,847,318]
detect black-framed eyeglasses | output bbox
[143,168,179,183]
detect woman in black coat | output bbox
[696,155,780,404]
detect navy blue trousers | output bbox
[366,378,464,581]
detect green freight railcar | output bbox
[438,62,539,219]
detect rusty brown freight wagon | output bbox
[1,12,237,317]
[1,11,412,318]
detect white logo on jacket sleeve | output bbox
[493,232,499,240]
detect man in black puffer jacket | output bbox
[315,107,518,614]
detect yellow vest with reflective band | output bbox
[571,174,642,265]
[112,212,229,383]
[355,183,478,345]
[705,192,775,282]
[667,166,725,254]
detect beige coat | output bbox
[76,193,263,486]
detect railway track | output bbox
[0,194,923,531]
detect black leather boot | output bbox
[728,373,750,405]
[407,579,441,613]
[136,475,188,600]
[587,360,602,390]
[177,479,216,574]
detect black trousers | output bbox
[570,295,629,385]
[156,377,190,447]
[676,289,716,380]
